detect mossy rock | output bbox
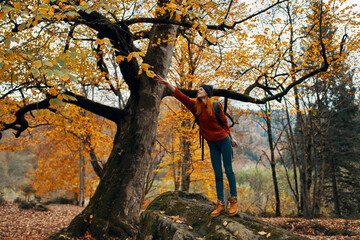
[138,191,309,240]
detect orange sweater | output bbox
[173,88,230,142]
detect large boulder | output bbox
[138,191,309,240]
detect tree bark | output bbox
[78,147,85,207]
[180,119,192,192]
[294,88,312,219]
[283,102,301,215]
[330,156,341,217]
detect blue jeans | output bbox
[207,136,237,203]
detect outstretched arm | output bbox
[155,74,176,93]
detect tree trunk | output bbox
[51,23,179,239]
[180,119,191,192]
[284,103,301,215]
[293,87,313,218]
[330,156,341,217]
[172,143,180,191]
[312,124,326,218]
[78,147,85,207]
[264,104,281,217]
[53,100,160,238]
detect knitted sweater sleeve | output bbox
[172,88,196,114]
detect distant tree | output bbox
[326,69,360,218]
[22,185,36,201]
[0,147,35,193]
[294,0,348,218]
[258,102,282,217]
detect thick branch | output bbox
[0,93,128,140]
[72,9,141,92]
[89,150,103,179]
[168,88,257,102]
[164,62,329,104]
[1,98,52,139]
[63,91,129,122]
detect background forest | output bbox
[1,83,359,219]
[0,0,360,238]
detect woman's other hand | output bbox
[230,137,238,148]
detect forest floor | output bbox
[0,201,359,239]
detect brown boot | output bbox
[228,197,238,216]
[211,201,225,217]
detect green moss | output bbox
[141,191,310,240]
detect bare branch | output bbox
[224,0,234,20]
[122,0,288,31]
[208,0,288,30]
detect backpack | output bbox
[192,102,224,161]
[192,102,223,128]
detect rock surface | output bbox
[137,191,309,240]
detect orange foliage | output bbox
[23,104,115,199]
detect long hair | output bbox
[195,97,214,117]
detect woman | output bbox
[155,74,239,217]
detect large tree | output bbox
[0,0,357,238]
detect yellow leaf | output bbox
[48,88,58,96]
[49,98,63,108]
[32,60,42,68]
[208,35,218,43]
[67,95,77,101]
[48,7,54,17]
[31,68,40,78]
[141,63,151,71]
[44,61,53,67]
[31,89,38,95]
[127,52,134,61]
[116,55,125,63]
[14,2,21,9]
[266,232,271,238]
[137,51,145,57]
[102,38,111,45]
[258,231,267,235]
[216,18,223,25]
[175,13,181,21]
[146,70,155,78]
[58,94,65,100]
[223,221,228,226]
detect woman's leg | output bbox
[221,136,237,198]
[208,141,224,203]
